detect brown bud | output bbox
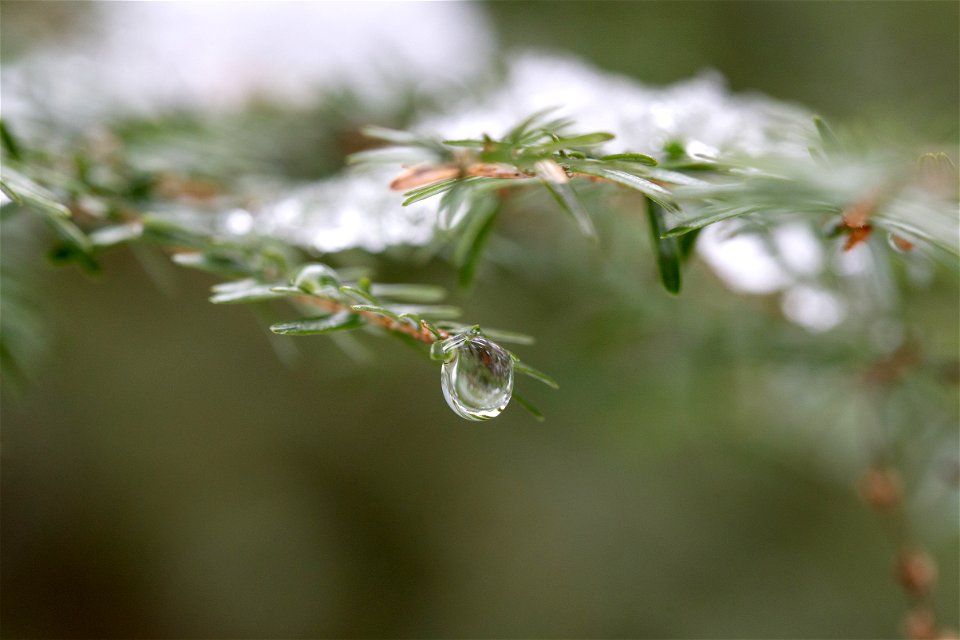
[897,549,937,597]
[859,465,903,511]
[902,607,938,640]
[891,235,915,252]
[842,201,875,229]
[843,224,873,251]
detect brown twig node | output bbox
[896,548,938,598]
[296,295,448,344]
[389,161,530,191]
[902,607,938,640]
[859,465,903,511]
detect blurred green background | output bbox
[2,2,958,638]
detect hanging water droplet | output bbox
[438,329,514,421]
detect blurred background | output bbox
[1,2,957,637]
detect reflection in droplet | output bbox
[438,330,514,421]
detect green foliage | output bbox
[645,198,682,295]
[1,111,957,420]
[270,312,366,336]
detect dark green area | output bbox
[487,0,960,140]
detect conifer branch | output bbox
[359,113,958,296]
[1,111,956,422]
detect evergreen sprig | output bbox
[0,128,556,420]
[1,111,957,421]
[355,112,958,294]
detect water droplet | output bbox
[292,263,340,293]
[438,329,514,421]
